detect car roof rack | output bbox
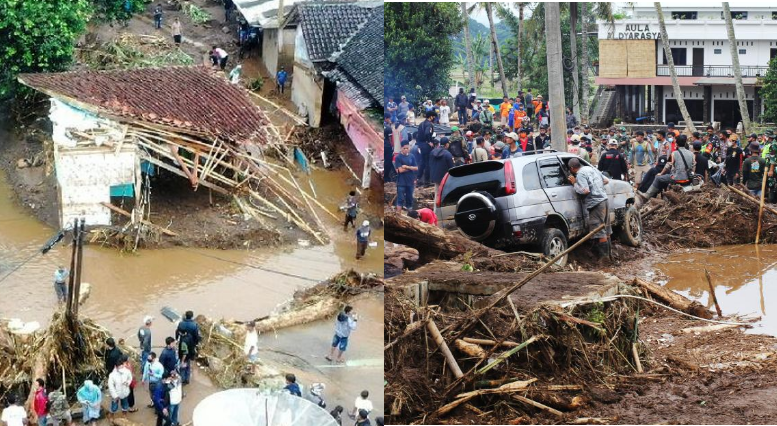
[510,149,557,155]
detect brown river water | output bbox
[656,245,777,336]
[0,156,384,422]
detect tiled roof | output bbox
[18,66,271,144]
[299,2,374,62]
[334,5,383,107]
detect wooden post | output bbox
[756,170,768,244]
[427,319,463,379]
[704,268,723,317]
[631,343,643,373]
[362,148,373,190]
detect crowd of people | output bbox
[2,303,380,426]
[385,86,777,219]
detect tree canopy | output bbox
[385,2,462,103]
[761,57,777,124]
[0,0,91,98]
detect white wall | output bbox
[262,28,280,77]
[657,39,775,69]
[600,19,777,41]
[291,26,322,127]
[56,146,138,227]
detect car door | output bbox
[537,157,585,238]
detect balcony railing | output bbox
[656,64,768,77]
[592,64,769,77]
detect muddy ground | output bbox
[385,176,777,424]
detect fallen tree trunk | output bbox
[385,211,502,259]
[633,278,713,319]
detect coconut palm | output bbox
[723,2,752,134]
[655,2,697,132]
[569,3,580,120]
[461,2,476,91]
[471,33,489,89]
[581,2,590,123]
[484,2,509,97]
[545,2,567,152]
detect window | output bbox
[538,161,568,189]
[663,48,687,65]
[739,49,747,55]
[714,49,722,54]
[721,11,748,20]
[522,163,541,191]
[773,11,777,20]
[671,11,697,20]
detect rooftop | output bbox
[18,66,271,144]
[299,2,377,62]
[330,5,384,107]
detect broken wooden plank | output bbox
[511,394,563,417]
[463,337,520,348]
[633,278,713,319]
[454,339,486,358]
[99,202,178,237]
[428,319,463,379]
[679,323,741,334]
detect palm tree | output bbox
[545,2,567,152]
[461,2,476,91]
[517,2,524,92]
[485,2,509,97]
[655,2,696,132]
[471,33,489,89]
[723,2,752,134]
[581,2,590,124]
[569,3,580,120]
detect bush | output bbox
[247,77,264,92]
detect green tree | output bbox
[0,0,91,98]
[761,57,777,124]
[92,0,143,24]
[385,2,462,102]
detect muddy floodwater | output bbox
[656,244,777,336]
[0,157,384,423]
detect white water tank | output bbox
[193,389,338,426]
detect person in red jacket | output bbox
[408,208,438,226]
[33,378,49,426]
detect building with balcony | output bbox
[595,5,777,128]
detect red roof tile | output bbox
[18,66,271,144]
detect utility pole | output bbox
[65,218,86,319]
[545,2,568,152]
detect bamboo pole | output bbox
[631,343,643,373]
[756,170,768,244]
[427,319,463,379]
[704,268,723,317]
[247,92,307,126]
[287,169,327,238]
[724,184,777,216]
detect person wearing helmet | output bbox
[481,99,494,129]
[355,220,372,260]
[568,134,590,163]
[598,139,629,181]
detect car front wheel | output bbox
[540,227,568,267]
[617,205,642,247]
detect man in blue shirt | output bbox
[276,67,288,94]
[284,374,302,396]
[355,220,371,260]
[393,141,418,213]
[159,337,178,377]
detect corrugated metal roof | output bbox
[233,0,299,27]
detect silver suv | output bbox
[435,152,642,266]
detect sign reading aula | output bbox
[611,24,660,40]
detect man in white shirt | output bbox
[243,321,260,374]
[1,395,28,426]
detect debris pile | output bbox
[641,184,777,248]
[79,33,194,70]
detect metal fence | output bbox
[656,64,769,77]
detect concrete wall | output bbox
[657,39,775,69]
[55,145,138,227]
[337,89,383,172]
[263,27,298,78]
[49,99,138,227]
[291,26,323,127]
[600,18,777,41]
[658,85,762,123]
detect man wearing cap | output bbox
[387,97,398,123]
[535,125,551,151]
[630,131,654,188]
[598,139,628,181]
[567,157,612,259]
[501,132,523,159]
[567,134,583,156]
[482,99,494,129]
[742,143,766,197]
[582,125,594,142]
[763,131,777,202]
[355,220,372,260]
[448,127,469,166]
[722,132,744,185]
[138,316,153,372]
[692,140,710,182]
[394,141,418,213]
[667,122,680,139]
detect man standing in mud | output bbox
[138,316,153,372]
[343,191,359,231]
[355,220,371,260]
[175,311,200,384]
[326,305,358,364]
[53,266,68,305]
[567,158,611,259]
[153,4,163,29]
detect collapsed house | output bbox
[17,66,328,243]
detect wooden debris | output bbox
[100,202,178,236]
[454,339,486,358]
[477,336,539,375]
[511,394,563,417]
[571,417,614,425]
[679,323,741,334]
[463,337,520,348]
[633,278,712,319]
[427,319,463,379]
[704,269,723,317]
[632,343,643,373]
[384,319,428,351]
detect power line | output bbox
[182,248,322,283]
